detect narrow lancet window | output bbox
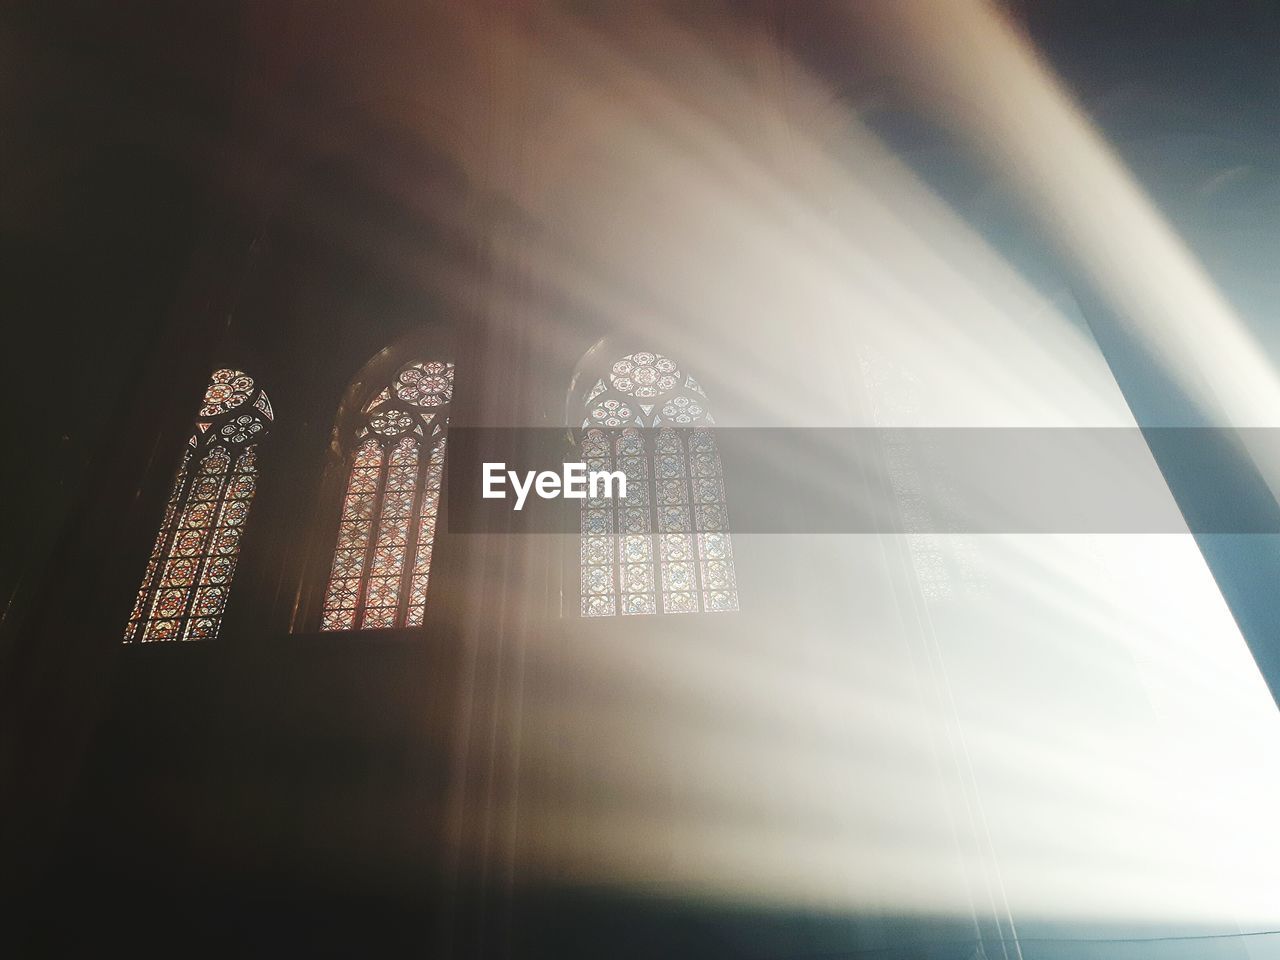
[577,350,739,616]
[124,368,273,643]
[321,360,453,630]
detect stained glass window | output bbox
[320,359,453,631]
[124,368,273,643]
[578,350,738,616]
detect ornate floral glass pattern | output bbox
[320,359,454,631]
[395,360,454,407]
[577,351,738,616]
[199,367,256,418]
[124,369,272,643]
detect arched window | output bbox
[320,359,454,630]
[124,368,273,643]
[577,350,738,616]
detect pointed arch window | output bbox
[321,360,453,631]
[124,368,273,643]
[577,350,739,617]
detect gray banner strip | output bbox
[443,428,1280,534]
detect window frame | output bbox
[123,367,273,644]
[300,333,458,636]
